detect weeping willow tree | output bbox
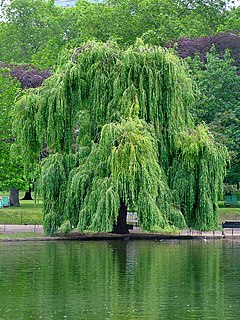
[13,41,228,235]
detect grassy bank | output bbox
[218,194,240,221]
[0,195,239,226]
[0,200,43,225]
[0,232,44,239]
[219,207,240,222]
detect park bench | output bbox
[127,212,138,227]
[231,194,238,207]
[224,195,231,206]
[1,196,10,207]
[224,194,238,207]
[222,221,240,236]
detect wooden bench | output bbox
[222,221,240,236]
[127,212,138,227]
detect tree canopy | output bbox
[13,42,228,235]
[171,33,240,75]
[0,0,65,68]
[180,44,240,186]
[0,0,233,69]
[0,68,26,193]
[0,64,51,204]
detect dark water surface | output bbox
[0,239,240,320]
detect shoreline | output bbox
[1,224,240,242]
[1,231,240,242]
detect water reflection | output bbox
[0,240,240,319]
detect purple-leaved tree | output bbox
[168,32,240,74]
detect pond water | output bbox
[0,239,240,320]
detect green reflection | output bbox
[0,240,240,320]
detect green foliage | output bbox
[0,68,27,190]
[186,46,240,185]
[189,46,240,122]
[0,0,232,69]
[12,92,41,170]
[100,0,228,46]
[13,42,228,234]
[0,0,66,68]
[66,116,187,232]
[218,6,240,33]
[58,220,72,234]
[170,125,229,230]
[38,153,75,235]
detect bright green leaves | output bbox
[170,125,229,230]
[0,68,26,191]
[14,42,228,234]
[38,153,76,235]
[12,92,41,170]
[187,46,240,185]
[67,116,185,232]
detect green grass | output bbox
[0,200,43,225]
[219,207,240,223]
[218,196,240,222]
[0,193,240,227]
[0,232,44,239]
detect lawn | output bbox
[219,207,240,222]
[0,193,239,226]
[0,199,43,225]
[218,194,240,222]
[0,232,44,239]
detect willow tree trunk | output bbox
[9,188,20,207]
[112,200,129,234]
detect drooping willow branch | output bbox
[13,41,228,235]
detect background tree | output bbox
[8,64,51,89]
[170,32,240,74]
[70,0,229,47]
[187,47,240,121]
[68,1,114,44]
[138,0,228,45]
[218,5,240,34]
[0,0,66,68]
[84,0,235,46]
[0,0,233,67]
[13,42,228,235]
[0,64,51,202]
[184,47,240,187]
[0,68,27,206]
